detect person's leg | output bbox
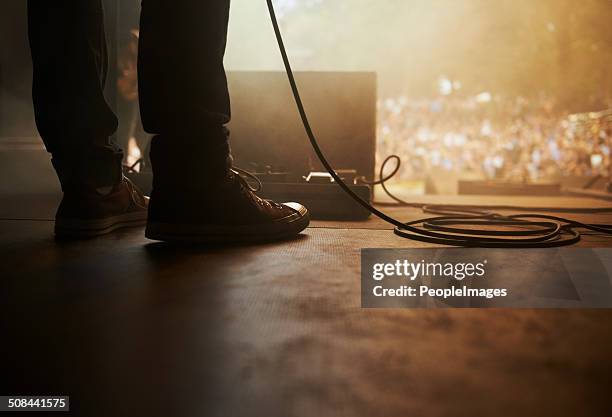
[27,0,147,237]
[138,0,232,184]
[138,0,231,134]
[28,0,122,189]
[139,0,309,243]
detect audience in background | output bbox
[377,95,612,182]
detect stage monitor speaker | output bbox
[226,71,377,180]
[458,180,561,196]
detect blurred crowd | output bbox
[377,95,612,182]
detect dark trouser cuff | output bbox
[149,127,232,191]
[52,145,124,191]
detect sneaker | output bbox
[145,169,309,244]
[55,177,149,238]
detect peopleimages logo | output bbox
[372,259,487,281]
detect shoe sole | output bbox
[145,209,310,244]
[55,211,148,238]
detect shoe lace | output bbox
[230,167,284,210]
[123,176,148,209]
[231,167,262,192]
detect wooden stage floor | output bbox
[2,193,612,417]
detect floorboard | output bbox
[1,195,612,417]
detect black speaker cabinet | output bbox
[226,71,377,180]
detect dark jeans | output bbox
[27,0,231,189]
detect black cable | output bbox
[266,0,612,247]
